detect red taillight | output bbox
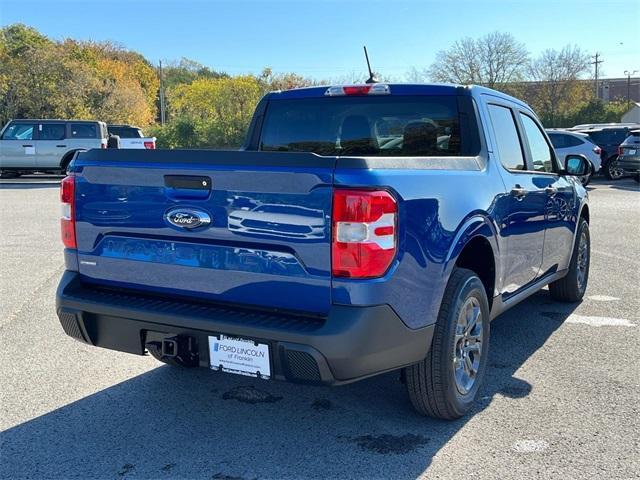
[101,140,107,149]
[60,176,76,249]
[617,146,623,155]
[593,146,601,155]
[343,85,372,95]
[144,140,156,149]
[332,189,397,278]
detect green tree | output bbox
[166,75,263,147]
[0,24,159,126]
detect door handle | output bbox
[22,144,33,147]
[56,144,67,148]
[510,185,527,199]
[545,185,558,196]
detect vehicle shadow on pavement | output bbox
[588,177,639,192]
[0,290,577,480]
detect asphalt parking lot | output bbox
[0,175,638,480]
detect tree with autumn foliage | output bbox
[0,24,158,127]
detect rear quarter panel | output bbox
[333,158,506,329]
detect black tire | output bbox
[146,342,196,367]
[0,171,20,179]
[549,218,590,302]
[604,157,624,180]
[405,268,490,419]
[580,172,592,187]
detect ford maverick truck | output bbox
[56,84,591,418]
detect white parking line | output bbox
[565,314,636,327]
[587,295,621,302]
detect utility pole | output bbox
[159,60,166,126]
[624,70,638,111]
[591,53,604,99]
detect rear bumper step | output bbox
[56,271,433,385]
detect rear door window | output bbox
[2,123,35,140]
[70,123,98,139]
[564,135,584,147]
[519,113,555,173]
[487,104,525,171]
[39,123,66,140]
[260,96,465,156]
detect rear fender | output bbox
[442,215,500,298]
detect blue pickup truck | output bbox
[56,83,591,419]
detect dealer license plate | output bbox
[208,335,271,379]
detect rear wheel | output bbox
[405,268,490,419]
[549,218,590,302]
[604,157,624,180]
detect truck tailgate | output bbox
[71,149,335,315]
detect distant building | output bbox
[516,77,640,104]
[621,103,640,123]
[598,77,640,103]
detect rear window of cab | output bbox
[259,96,468,157]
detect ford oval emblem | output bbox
[165,207,211,230]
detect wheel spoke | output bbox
[453,295,485,395]
[465,305,480,335]
[464,355,474,375]
[466,342,481,354]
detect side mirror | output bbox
[565,154,591,176]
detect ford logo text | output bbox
[165,208,212,230]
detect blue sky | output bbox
[1,0,638,80]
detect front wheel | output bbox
[405,268,490,419]
[549,218,590,302]
[579,172,592,187]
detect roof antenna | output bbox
[363,46,378,84]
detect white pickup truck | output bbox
[107,124,156,149]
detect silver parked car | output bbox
[546,129,602,185]
[0,119,108,177]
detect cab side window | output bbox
[2,123,35,140]
[519,114,555,173]
[487,104,525,171]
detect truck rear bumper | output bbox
[56,271,433,385]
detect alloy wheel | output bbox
[453,297,483,395]
[576,229,589,291]
[608,161,624,179]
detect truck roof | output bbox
[266,83,530,110]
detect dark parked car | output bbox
[616,130,640,182]
[571,123,640,180]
